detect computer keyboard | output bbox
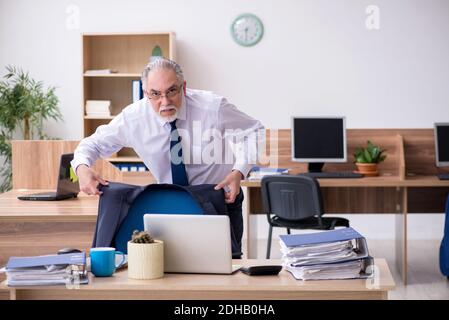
[438,173,449,180]
[299,171,363,179]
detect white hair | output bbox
[141,57,184,89]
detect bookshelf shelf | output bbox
[106,157,142,163]
[83,73,141,78]
[84,115,115,120]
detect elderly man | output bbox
[72,57,264,257]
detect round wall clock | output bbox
[230,13,264,47]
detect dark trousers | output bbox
[227,188,244,259]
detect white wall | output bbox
[1,0,448,239]
[2,0,449,138]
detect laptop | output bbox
[17,153,80,201]
[144,214,241,274]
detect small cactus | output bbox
[131,230,154,244]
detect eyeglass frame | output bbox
[144,83,184,101]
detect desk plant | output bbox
[0,65,62,192]
[128,230,164,279]
[353,140,387,176]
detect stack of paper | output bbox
[85,69,117,75]
[4,252,88,286]
[85,100,111,117]
[279,227,374,280]
[248,167,289,180]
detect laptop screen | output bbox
[56,153,80,195]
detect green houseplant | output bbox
[0,65,63,192]
[353,140,387,176]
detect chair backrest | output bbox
[261,175,324,221]
[114,188,203,253]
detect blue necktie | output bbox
[169,120,189,186]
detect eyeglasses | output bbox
[146,84,183,101]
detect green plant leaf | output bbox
[364,149,372,163]
[371,147,380,162]
[356,156,366,163]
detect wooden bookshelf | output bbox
[82,32,176,160]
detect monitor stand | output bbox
[308,162,324,173]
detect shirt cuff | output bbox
[232,163,253,179]
[70,157,92,177]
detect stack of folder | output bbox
[279,227,374,280]
[3,252,88,286]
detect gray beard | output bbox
[157,106,178,123]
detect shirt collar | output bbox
[177,94,187,121]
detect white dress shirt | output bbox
[71,88,264,185]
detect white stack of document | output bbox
[85,100,111,117]
[85,69,117,75]
[248,167,289,181]
[6,265,76,286]
[279,227,373,281]
[3,252,88,286]
[287,260,365,281]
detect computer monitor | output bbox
[434,123,449,167]
[291,117,347,172]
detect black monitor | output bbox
[291,117,347,172]
[434,123,449,167]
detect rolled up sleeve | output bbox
[71,112,130,175]
[218,98,265,178]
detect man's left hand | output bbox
[214,170,244,204]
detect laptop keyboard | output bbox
[438,173,449,180]
[299,171,363,179]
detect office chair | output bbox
[113,188,203,253]
[261,175,350,258]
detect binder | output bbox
[132,80,144,103]
[6,252,86,269]
[5,253,88,286]
[279,227,364,248]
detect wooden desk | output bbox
[242,175,449,285]
[2,259,395,300]
[0,190,98,275]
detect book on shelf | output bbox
[132,80,144,103]
[3,252,88,286]
[85,69,118,75]
[85,100,111,117]
[113,162,148,172]
[279,227,374,280]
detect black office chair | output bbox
[261,175,350,258]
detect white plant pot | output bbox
[127,240,164,280]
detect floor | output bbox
[255,238,449,299]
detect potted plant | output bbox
[353,140,387,177]
[127,230,164,280]
[0,65,63,192]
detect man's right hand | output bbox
[76,164,109,195]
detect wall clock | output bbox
[230,13,264,47]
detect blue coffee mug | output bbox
[90,247,126,277]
